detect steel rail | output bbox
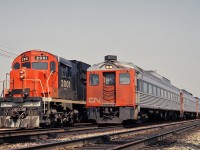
[0,125,124,143]
[15,119,200,150]
[109,122,200,150]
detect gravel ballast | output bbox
[144,127,200,150]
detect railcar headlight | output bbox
[105,65,113,69]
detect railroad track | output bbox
[10,119,200,150]
[0,124,125,144]
[0,125,98,143]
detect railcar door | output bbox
[103,72,116,104]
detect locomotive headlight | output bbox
[23,92,29,98]
[20,70,26,79]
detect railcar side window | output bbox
[177,95,179,101]
[148,84,152,94]
[32,62,48,70]
[170,93,173,100]
[172,94,175,101]
[143,82,148,93]
[164,90,167,99]
[119,73,130,85]
[167,92,170,100]
[137,80,142,91]
[90,74,99,86]
[161,89,164,97]
[153,86,157,95]
[13,63,20,70]
[157,88,161,97]
[22,62,31,68]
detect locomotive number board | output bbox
[21,56,29,62]
[35,56,49,60]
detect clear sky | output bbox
[0,0,199,97]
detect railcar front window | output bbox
[105,73,115,85]
[22,62,31,68]
[90,74,99,86]
[13,63,20,70]
[120,73,130,85]
[32,62,48,70]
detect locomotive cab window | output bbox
[13,62,20,70]
[90,74,99,86]
[119,73,130,85]
[22,62,31,68]
[61,65,70,78]
[50,61,56,72]
[32,62,48,70]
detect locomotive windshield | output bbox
[22,62,31,68]
[32,62,48,70]
[13,63,20,70]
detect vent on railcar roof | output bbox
[181,89,193,96]
[105,55,117,62]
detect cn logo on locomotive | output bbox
[89,98,101,103]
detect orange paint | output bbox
[86,69,136,108]
[4,50,59,99]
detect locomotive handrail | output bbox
[23,78,46,114]
[46,71,55,98]
[0,80,14,97]
[0,80,5,97]
[5,73,10,89]
[23,79,45,98]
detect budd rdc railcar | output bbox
[0,50,90,128]
[86,55,200,124]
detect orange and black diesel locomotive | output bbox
[86,55,200,124]
[0,50,90,128]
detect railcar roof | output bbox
[181,89,193,96]
[88,60,179,90]
[87,61,137,71]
